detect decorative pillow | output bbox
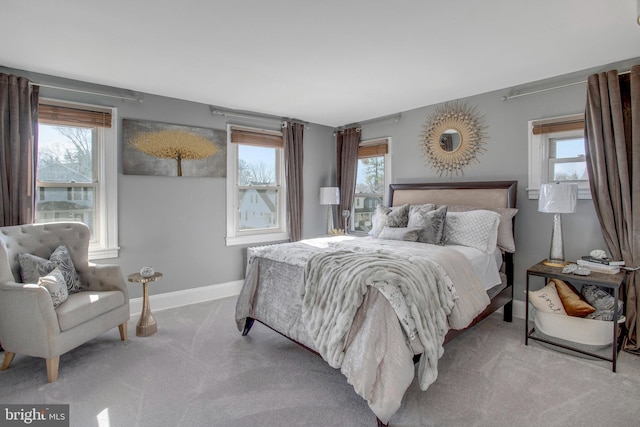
[582,284,622,321]
[377,226,420,242]
[407,205,447,244]
[385,204,410,227]
[528,283,567,315]
[443,210,500,253]
[18,252,56,284]
[369,204,410,237]
[551,278,595,317]
[447,206,518,252]
[18,245,85,294]
[37,268,69,308]
[49,245,84,294]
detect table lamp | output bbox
[320,187,340,234]
[538,182,578,267]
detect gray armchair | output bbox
[0,222,129,382]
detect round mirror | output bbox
[421,101,487,177]
[439,129,461,152]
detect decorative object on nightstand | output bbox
[128,271,163,337]
[538,182,578,267]
[342,209,351,234]
[320,187,340,235]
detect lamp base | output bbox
[542,259,570,268]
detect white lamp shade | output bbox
[320,187,340,205]
[538,183,578,213]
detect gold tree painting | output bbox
[122,119,226,177]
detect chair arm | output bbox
[82,264,130,300]
[0,281,60,356]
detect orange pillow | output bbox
[551,278,596,317]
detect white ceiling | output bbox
[2,0,639,127]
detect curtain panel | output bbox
[283,121,304,242]
[0,73,39,227]
[336,128,360,229]
[584,65,640,353]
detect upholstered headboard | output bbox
[388,181,517,209]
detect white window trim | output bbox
[38,98,119,259]
[225,124,288,246]
[358,137,392,202]
[351,137,392,234]
[527,114,591,200]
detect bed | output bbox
[235,180,517,425]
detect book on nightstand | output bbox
[580,255,625,266]
[576,259,621,274]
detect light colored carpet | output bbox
[1,297,640,427]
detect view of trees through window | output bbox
[35,124,96,236]
[549,137,587,182]
[237,145,278,230]
[354,155,385,233]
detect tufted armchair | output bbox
[0,222,129,382]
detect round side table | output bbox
[127,272,162,337]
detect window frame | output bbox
[36,98,119,259]
[527,114,591,200]
[225,124,288,246]
[352,137,392,234]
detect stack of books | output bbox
[577,256,625,274]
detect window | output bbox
[36,100,119,259]
[528,114,590,199]
[352,137,391,233]
[226,124,287,245]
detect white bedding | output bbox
[445,244,503,290]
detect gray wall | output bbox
[4,56,638,302]
[1,66,335,299]
[360,57,639,302]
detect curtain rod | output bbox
[30,82,142,103]
[502,69,632,101]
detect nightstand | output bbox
[525,261,625,371]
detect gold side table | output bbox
[127,272,162,337]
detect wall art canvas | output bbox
[122,119,226,177]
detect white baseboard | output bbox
[129,280,244,316]
[494,299,526,320]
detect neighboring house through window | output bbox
[528,114,590,199]
[36,100,119,259]
[226,124,287,245]
[353,137,391,233]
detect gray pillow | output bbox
[408,205,447,244]
[37,268,69,308]
[377,226,420,242]
[369,204,410,237]
[582,284,623,321]
[18,245,85,294]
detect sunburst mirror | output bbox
[420,101,487,177]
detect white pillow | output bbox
[446,205,518,253]
[444,210,500,253]
[528,283,567,315]
[37,268,69,308]
[369,204,410,237]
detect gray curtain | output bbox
[336,128,360,229]
[584,65,640,353]
[0,73,39,226]
[283,121,304,242]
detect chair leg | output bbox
[0,352,15,370]
[46,357,60,383]
[118,322,128,341]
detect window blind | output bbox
[230,127,283,148]
[358,139,388,158]
[38,104,112,128]
[532,120,584,135]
